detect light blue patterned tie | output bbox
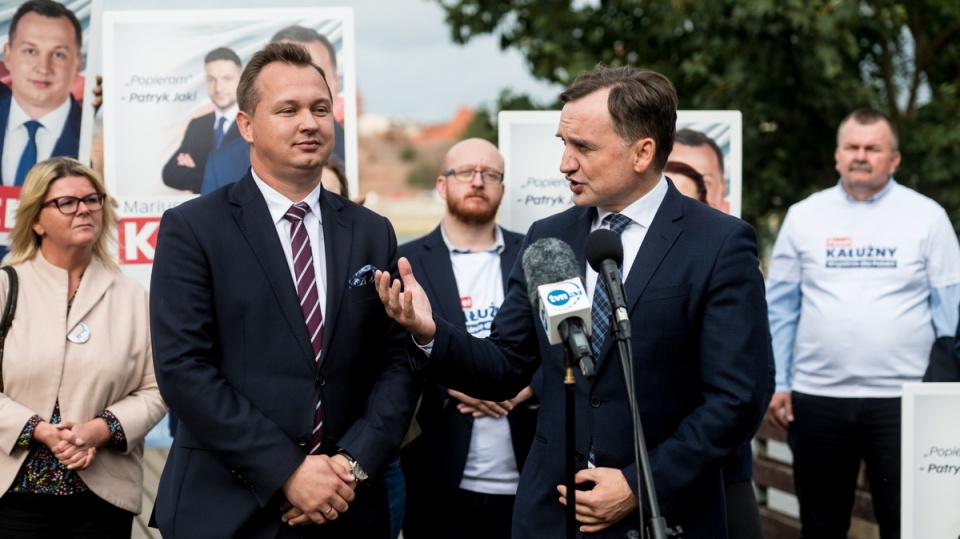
[14,120,42,187]
[590,213,632,361]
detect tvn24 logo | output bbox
[546,285,584,307]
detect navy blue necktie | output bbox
[14,120,42,187]
[213,117,226,149]
[590,213,632,361]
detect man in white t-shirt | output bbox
[765,108,960,539]
[399,138,537,539]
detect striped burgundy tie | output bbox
[284,202,325,454]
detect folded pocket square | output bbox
[348,264,378,287]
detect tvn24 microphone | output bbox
[521,238,595,378]
[585,228,631,340]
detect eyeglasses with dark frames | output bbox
[41,193,107,215]
[442,166,504,185]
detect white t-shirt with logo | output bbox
[445,227,520,495]
[767,182,960,397]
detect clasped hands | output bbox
[279,453,357,526]
[34,418,111,471]
[450,386,534,419]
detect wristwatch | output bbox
[337,449,369,482]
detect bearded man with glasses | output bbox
[399,138,537,539]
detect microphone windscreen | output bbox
[522,238,582,307]
[585,228,624,272]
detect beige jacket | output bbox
[0,253,167,513]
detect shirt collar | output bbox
[837,177,896,203]
[214,104,239,126]
[8,94,71,134]
[440,222,505,255]
[251,168,323,226]
[593,174,669,230]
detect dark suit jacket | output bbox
[416,182,770,538]
[398,225,538,534]
[201,121,345,195]
[0,92,81,184]
[200,135,249,195]
[162,111,241,193]
[150,171,419,538]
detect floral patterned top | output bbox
[9,274,127,495]
[10,404,126,495]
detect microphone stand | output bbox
[563,345,577,539]
[559,321,595,539]
[612,316,682,539]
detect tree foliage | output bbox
[437,0,960,244]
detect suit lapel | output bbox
[229,173,315,367]
[318,189,350,364]
[0,93,10,176]
[500,228,523,291]
[624,184,684,315]
[66,256,113,330]
[416,226,465,327]
[51,97,81,158]
[561,207,596,279]
[223,120,243,146]
[573,187,684,371]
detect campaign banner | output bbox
[902,382,960,538]
[497,110,742,234]
[0,0,95,250]
[97,4,357,288]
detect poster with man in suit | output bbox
[97,5,357,287]
[0,0,94,255]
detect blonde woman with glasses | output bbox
[0,157,166,538]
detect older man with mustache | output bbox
[765,108,960,539]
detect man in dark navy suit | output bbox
[161,47,243,194]
[399,138,537,539]
[379,65,770,538]
[0,0,82,187]
[150,42,417,538]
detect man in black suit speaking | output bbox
[378,65,769,538]
[161,46,242,194]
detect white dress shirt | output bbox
[585,175,669,301]
[251,170,327,321]
[2,97,72,185]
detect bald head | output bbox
[443,138,504,172]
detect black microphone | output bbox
[522,238,595,378]
[585,228,631,341]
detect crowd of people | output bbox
[0,1,956,539]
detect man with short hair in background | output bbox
[400,138,537,539]
[161,46,242,194]
[670,128,728,212]
[766,108,960,539]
